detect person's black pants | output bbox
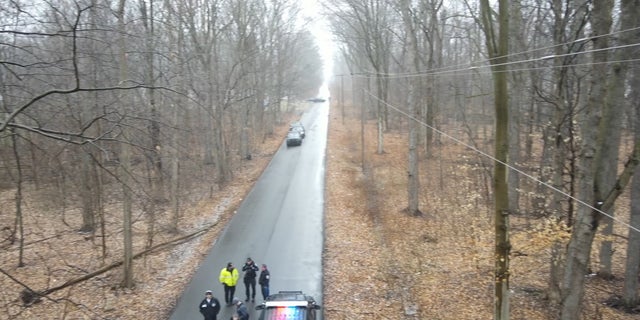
[223,284,235,305]
[244,278,256,300]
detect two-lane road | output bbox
[169,102,328,320]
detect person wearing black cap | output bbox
[232,297,249,320]
[242,257,259,302]
[219,262,239,306]
[199,290,221,320]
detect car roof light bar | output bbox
[265,301,309,308]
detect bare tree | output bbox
[0,0,322,315]
[163,0,187,234]
[10,129,25,267]
[543,0,590,305]
[476,0,511,318]
[398,0,422,216]
[117,0,134,289]
[507,0,525,214]
[328,0,393,154]
[138,0,163,248]
[415,0,444,154]
[622,1,640,306]
[595,0,637,278]
[556,0,639,317]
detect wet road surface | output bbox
[169,102,328,320]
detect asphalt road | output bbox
[169,102,328,320]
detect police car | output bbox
[254,291,321,320]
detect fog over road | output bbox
[169,102,329,320]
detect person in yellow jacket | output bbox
[219,262,239,306]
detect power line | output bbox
[350,41,640,80]
[347,24,640,79]
[350,57,640,80]
[347,57,640,81]
[363,89,640,234]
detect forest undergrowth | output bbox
[0,105,637,319]
[323,108,637,320]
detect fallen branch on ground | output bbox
[1,224,215,306]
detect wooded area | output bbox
[2,0,640,319]
[1,0,322,318]
[327,0,639,319]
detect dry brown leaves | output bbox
[0,111,298,320]
[1,103,638,320]
[323,109,638,320]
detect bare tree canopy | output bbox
[3,0,640,319]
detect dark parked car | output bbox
[286,131,303,147]
[255,291,321,320]
[289,122,305,139]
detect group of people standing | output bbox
[199,257,271,320]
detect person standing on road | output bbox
[242,257,259,302]
[232,297,250,320]
[258,264,270,300]
[219,262,239,306]
[199,290,221,320]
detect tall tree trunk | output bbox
[88,0,106,260]
[80,70,96,233]
[80,146,96,233]
[204,92,215,165]
[507,0,524,213]
[213,34,230,186]
[359,69,366,171]
[623,70,640,306]
[10,129,25,267]
[117,0,134,289]
[165,0,184,234]
[140,0,161,249]
[376,75,385,154]
[546,0,588,304]
[479,0,510,318]
[560,1,613,318]
[596,0,636,277]
[423,0,441,154]
[400,0,421,217]
[214,102,229,185]
[622,1,640,303]
[240,108,250,160]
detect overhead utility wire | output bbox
[349,57,640,80]
[352,41,640,80]
[355,25,640,78]
[364,90,640,234]
[473,58,640,76]
[459,25,640,73]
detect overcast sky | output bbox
[300,0,334,98]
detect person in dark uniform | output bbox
[258,264,270,300]
[199,290,221,320]
[242,257,259,302]
[232,297,249,320]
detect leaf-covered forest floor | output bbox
[0,103,638,319]
[322,108,638,320]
